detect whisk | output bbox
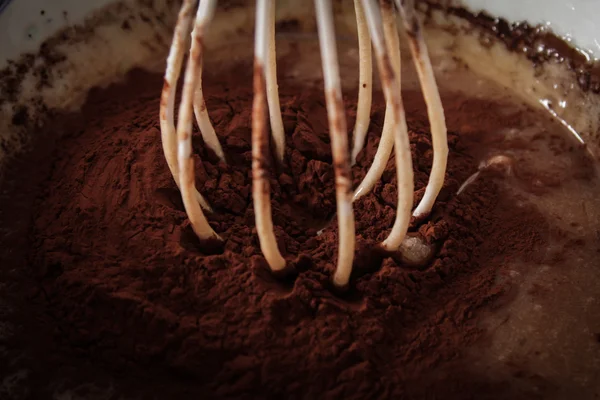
[159,0,448,288]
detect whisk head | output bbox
[159,0,448,287]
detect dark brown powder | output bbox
[0,66,553,398]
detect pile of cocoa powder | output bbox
[0,65,551,398]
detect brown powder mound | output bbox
[23,67,549,398]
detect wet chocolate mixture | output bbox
[2,64,580,399]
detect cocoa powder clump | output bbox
[18,67,550,398]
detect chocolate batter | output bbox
[0,59,569,398]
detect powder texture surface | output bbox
[4,67,551,399]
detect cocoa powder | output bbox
[1,66,552,398]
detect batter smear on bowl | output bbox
[26,64,563,397]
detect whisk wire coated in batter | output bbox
[159,0,448,287]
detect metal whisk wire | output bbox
[159,0,448,287]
